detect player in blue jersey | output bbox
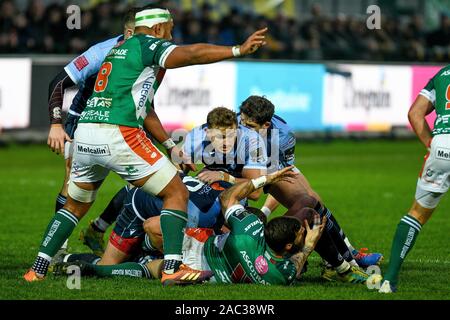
[50,175,235,280]
[237,96,383,274]
[182,107,268,201]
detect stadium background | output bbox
[0,0,449,300]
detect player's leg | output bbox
[143,217,163,252]
[380,198,438,293]
[379,135,449,293]
[79,185,129,255]
[24,180,103,281]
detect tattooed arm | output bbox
[219,166,298,213]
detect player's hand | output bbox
[304,214,326,250]
[47,124,72,155]
[197,170,223,184]
[266,165,298,184]
[168,146,196,172]
[240,27,268,56]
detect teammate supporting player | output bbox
[24,4,268,285]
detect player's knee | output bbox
[68,181,98,203]
[415,186,442,211]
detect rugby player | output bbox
[376,66,450,293]
[180,105,369,283]
[183,107,268,200]
[24,4,268,285]
[46,8,138,254]
[236,96,383,272]
[53,166,327,285]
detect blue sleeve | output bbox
[64,36,121,85]
[279,130,296,167]
[239,128,267,171]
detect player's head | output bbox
[239,96,275,133]
[206,107,238,154]
[134,4,174,41]
[122,7,139,39]
[264,216,304,256]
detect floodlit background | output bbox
[0,0,449,138]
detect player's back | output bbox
[204,207,296,285]
[420,65,450,135]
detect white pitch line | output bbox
[308,256,450,264]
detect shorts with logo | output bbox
[417,134,450,193]
[182,228,215,280]
[71,123,168,183]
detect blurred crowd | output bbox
[1,0,450,62]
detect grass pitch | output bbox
[0,140,449,300]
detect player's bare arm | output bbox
[164,28,268,69]
[143,108,196,172]
[408,95,435,149]
[219,166,298,211]
[290,213,326,279]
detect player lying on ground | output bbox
[24,4,268,285]
[372,65,450,293]
[53,167,328,285]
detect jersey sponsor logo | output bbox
[108,48,128,59]
[244,220,263,232]
[80,109,110,122]
[74,55,89,71]
[436,148,450,161]
[86,97,112,108]
[254,255,269,275]
[441,70,450,77]
[240,251,268,285]
[76,143,111,156]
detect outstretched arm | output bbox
[164,28,268,69]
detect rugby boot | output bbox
[161,264,214,286]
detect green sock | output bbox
[160,209,187,271]
[86,262,152,279]
[384,215,422,286]
[32,209,79,276]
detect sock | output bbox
[143,234,159,252]
[344,237,356,253]
[32,208,79,276]
[160,209,187,274]
[83,262,152,279]
[314,231,345,268]
[92,218,109,233]
[98,186,128,225]
[335,260,351,274]
[316,203,354,263]
[384,215,422,286]
[65,253,101,264]
[55,193,67,213]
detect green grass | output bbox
[0,140,449,300]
